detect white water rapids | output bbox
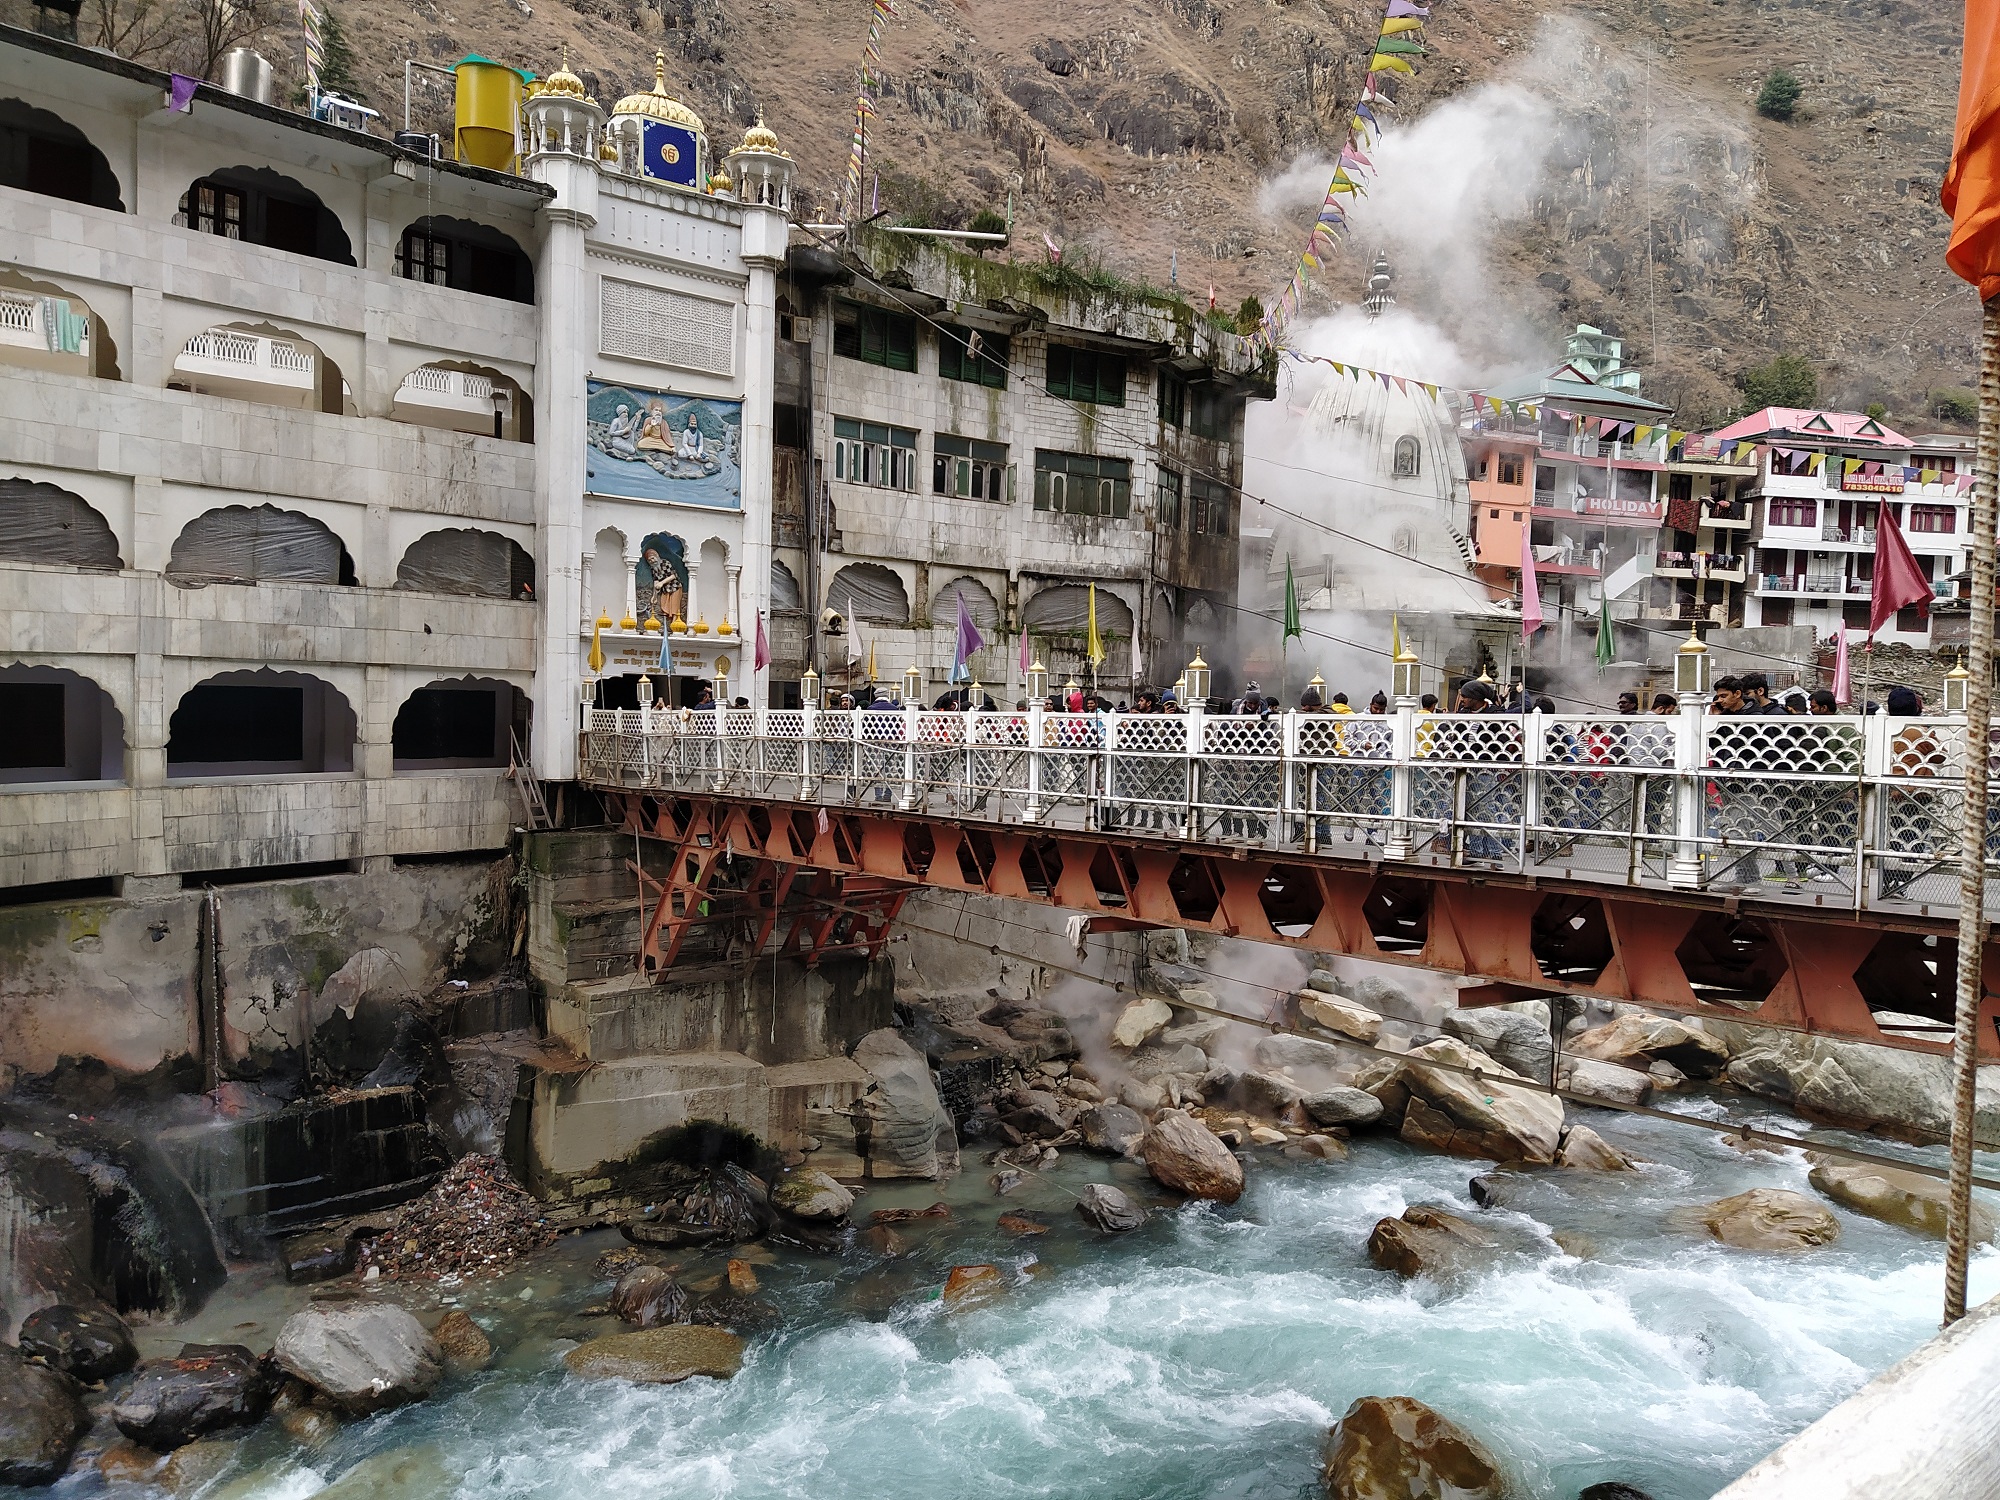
[68,1105,1998,1500]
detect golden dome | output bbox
[612,52,704,130]
[740,116,782,153]
[708,167,733,194]
[541,44,587,99]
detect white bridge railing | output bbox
[579,704,2000,912]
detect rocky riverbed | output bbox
[5,952,2000,1500]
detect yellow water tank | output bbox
[453,55,526,172]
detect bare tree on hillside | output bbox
[86,0,177,63]
[182,0,272,80]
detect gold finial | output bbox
[654,50,667,92]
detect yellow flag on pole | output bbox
[1086,584,1107,667]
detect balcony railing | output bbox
[0,291,92,359]
[175,331,316,389]
[1821,523,1877,545]
[579,706,2000,914]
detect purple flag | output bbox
[952,589,985,683]
[1385,0,1430,15]
[753,610,771,672]
[168,74,199,113]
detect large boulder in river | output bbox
[1075,1183,1146,1232]
[771,1168,855,1222]
[563,1325,744,1384]
[1127,1043,1210,1083]
[1322,1395,1513,1500]
[1393,1038,1565,1165]
[1079,1103,1146,1156]
[431,1310,493,1372]
[1557,1057,1653,1109]
[1709,1018,2000,1145]
[273,1301,443,1414]
[1442,1010,1552,1082]
[0,1350,87,1486]
[1141,1112,1244,1203]
[1568,1014,1728,1080]
[1303,1087,1385,1129]
[1699,1189,1840,1251]
[1556,1126,1635,1171]
[1254,1032,1350,1079]
[1367,1206,1495,1281]
[1299,994,1382,1044]
[610,1265,690,1328]
[17,1303,136,1382]
[852,1028,961,1179]
[1236,1070,1305,1118]
[110,1344,275,1449]
[1110,996,1174,1050]
[1807,1159,1997,1242]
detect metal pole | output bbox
[1946,295,2000,1326]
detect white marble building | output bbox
[0,27,790,889]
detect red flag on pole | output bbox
[1832,628,1852,704]
[753,610,771,672]
[1868,503,1934,637]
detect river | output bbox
[37,1100,1997,1500]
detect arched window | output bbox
[392,677,528,770]
[0,664,124,784]
[1023,584,1135,680]
[0,98,122,210]
[0,478,122,570]
[395,216,534,303]
[827,562,909,625]
[166,505,356,588]
[167,669,355,777]
[1393,435,1421,479]
[395,529,534,599]
[175,166,354,265]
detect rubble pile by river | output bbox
[1,949,1996,1500]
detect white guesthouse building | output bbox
[0,26,791,891]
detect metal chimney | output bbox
[218,48,273,105]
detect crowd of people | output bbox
[814,666,1923,720]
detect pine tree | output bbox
[1755,67,1802,121]
[312,4,364,101]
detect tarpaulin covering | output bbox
[770,558,804,612]
[1022,583,1132,635]
[394,527,534,599]
[828,562,909,624]
[932,575,1001,632]
[165,504,349,587]
[0,479,123,570]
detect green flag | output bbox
[1595,596,1615,669]
[1283,555,1303,643]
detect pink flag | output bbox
[1831,629,1851,704]
[753,610,771,672]
[1520,529,1544,639]
[1019,628,1031,677]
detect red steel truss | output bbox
[605,792,2000,1058]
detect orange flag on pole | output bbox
[1943,0,2000,297]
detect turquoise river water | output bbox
[28,1105,2000,1500]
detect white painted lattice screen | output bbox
[598,278,735,376]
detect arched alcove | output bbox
[166,668,356,777]
[1393,434,1421,478]
[827,562,909,625]
[1024,583,1135,679]
[391,360,532,441]
[175,166,353,264]
[165,504,356,588]
[394,216,534,303]
[395,528,534,599]
[697,537,730,628]
[0,478,122,570]
[0,269,121,381]
[0,664,124,784]
[931,575,1001,632]
[770,558,803,613]
[392,677,528,770]
[170,322,346,415]
[0,97,122,210]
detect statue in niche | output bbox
[637,533,688,625]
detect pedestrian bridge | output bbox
[577,703,2000,1057]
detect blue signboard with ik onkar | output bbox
[641,119,700,187]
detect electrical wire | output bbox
[792,223,1858,688]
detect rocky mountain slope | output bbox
[24,0,1972,425]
